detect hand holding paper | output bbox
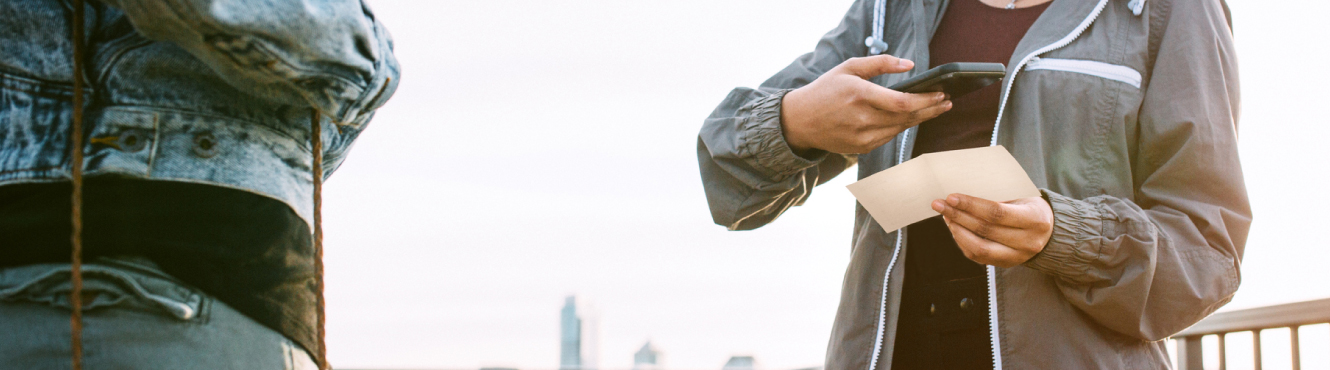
[932,194,1053,267]
[847,146,1053,267]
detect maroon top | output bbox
[890,1,1050,369]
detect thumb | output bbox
[835,55,915,80]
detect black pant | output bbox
[890,217,994,370]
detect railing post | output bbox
[1289,326,1300,370]
[1253,329,1262,370]
[1176,335,1205,370]
[1217,333,1226,370]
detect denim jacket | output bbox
[0,0,400,223]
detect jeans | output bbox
[0,257,316,370]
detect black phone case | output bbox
[888,62,1007,98]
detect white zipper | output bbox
[866,128,910,370]
[984,1,1112,369]
[1026,57,1142,88]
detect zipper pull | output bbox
[864,37,890,55]
[1128,0,1145,15]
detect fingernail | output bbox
[947,195,960,206]
[935,93,947,101]
[931,200,946,212]
[899,59,914,68]
[942,101,952,109]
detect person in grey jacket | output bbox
[0,0,397,368]
[697,0,1247,368]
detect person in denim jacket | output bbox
[0,0,399,367]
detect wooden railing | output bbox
[1172,298,1330,370]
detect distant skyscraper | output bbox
[633,341,661,370]
[560,295,600,370]
[722,356,756,370]
[560,297,581,370]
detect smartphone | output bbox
[888,62,1006,97]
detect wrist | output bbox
[779,88,817,157]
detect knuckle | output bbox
[840,57,861,69]
[843,57,869,71]
[971,246,989,260]
[908,109,926,122]
[842,94,862,110]
[848,86,869,104]
[855,111,875,126]
[987,205,1007,222]
[1026,242,1043,254]
[952,196,969,209]
[855,135,879,151]
[975,224,994,239]
[892,96,910,112]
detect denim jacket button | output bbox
[118,131,147,152]
[192,133,219,158]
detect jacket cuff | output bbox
[1024,189,1103,282]
[737,89,825,181]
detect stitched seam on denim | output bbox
[0,71,93,98]
[0,166,63,177]
[0,69,78,93]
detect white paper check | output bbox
[846,145,1040,232]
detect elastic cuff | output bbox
[1024,189,1103,282]
[737,89,826,181]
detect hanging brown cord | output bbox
[311,112,328,370]
[69,0,87,369]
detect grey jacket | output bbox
[696,0,1248,368]
[0,0,399,223]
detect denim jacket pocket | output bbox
[0,260,205,322]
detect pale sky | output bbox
[320,1,1330,369]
